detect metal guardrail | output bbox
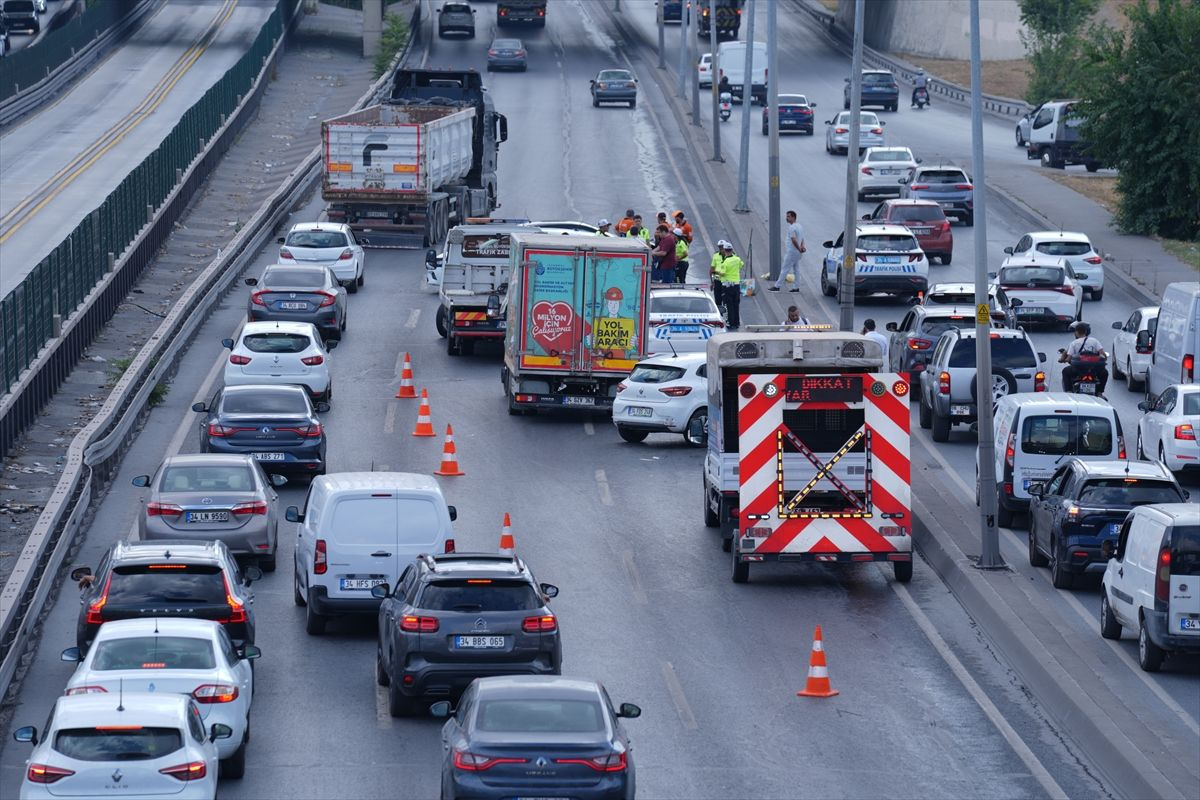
[0,0,423,707]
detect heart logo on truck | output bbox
[530,301,579,355]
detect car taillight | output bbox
[1035,371,1046,391]
[229,354,251,365]
[278,247,294,260]
[861,167,873,175]
[1155,547,1171,604]
[444,538,455,553]
[909,338,932,350]
[1052,286,1075,295]
[192,684,239,704]
[955,184,973,190]
[702,319,725,328]
[1005,432,1016,468]
[522,614,557,633]
[856,253,867,262]
[231,501,268,515]
[147,502,183,517]
[659,386,692,397]
[870,127,883,134]
[1184,354,1194,381]
[160,762,207,782]
[317,292,336,307]
[222,574,247,624]
[597,81,608,90]
[301,354,325,366]
[625,81,635,88]
[86,574,112,625]
[400,615,439,632]
[616,382,627,393]
[938,371,950,395]
[555,752,628,772]
[28,764,75,784]
[65,685,108,695]
[250,291,267,306]
[910,183,929,190]
[488,49,498,55]
[907,253,921,262]
[453,750,528,771]
[1118,434,1126,460]
[1175,424,1196,441]
[338,248,354,260]
[207,423,234,437]
[835,127,848,134]
[1066,504,1080,518]
[940,221,950,232]
[314,539,327,574]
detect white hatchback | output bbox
[278,222,366,292]
[222,321,334,402]
[612,353,708,445]
[697,52,713,87]
[990,256,1082,331]
[1137,383,1200,475]
[12,692,229,800]
[647,286,724,354]
[60,618,256,777]
[1111,305,1158,391]
[1003,231,1104,299]
[858,146,918,200]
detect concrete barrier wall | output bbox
[834,0,1028,61]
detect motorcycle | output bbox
[1059,349,1108,395]
[719,92,732,122]
[913,87,929,109]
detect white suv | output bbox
[222,321,335,402]
[821,223,928,302]
[1003,231,1104,300]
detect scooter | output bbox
[1059,350,1108,396]
[913,87,929,109]
[719,92,732,122]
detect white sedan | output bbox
[222,321,335,402]
[613,352,707,445]
[1137,384,1199,476]
[824,111,885,155]
[12,692,230,799]
[647,285,724,354]
[278,222,366,293]
[858,146,918,200]
[60,618,257,777]
[1111,305,1158,391]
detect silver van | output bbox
[1145,281,1199,403]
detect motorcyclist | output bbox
[1059,321,1109,396]
[911,68,930,107]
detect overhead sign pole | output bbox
[677,0,689,97]
[690,1,701,126]
[838,0,864,332]
[657,0,666,69]
[766,0,780,282]
[734,0,755,213]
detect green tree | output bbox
[1019,0,1103,103]
[1077,0,1200,239]
[373,13,411,79]
[1019,0,1102,37]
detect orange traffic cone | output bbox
[395,353,417,399]
[499,513,515,555]
[796,625,839,698]
[434,425,465,476]
[412,389,435,437]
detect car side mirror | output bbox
[243,566,263,584]
[314,401,331,413]
[1101,540,1115,560]
[325,339,339,351]
[425,248,438,265]
[589,79,595,85]
[861,214,871,221]
[1028,482,1044,497]
[1038,352,1046,363]
[286,506,303,523]
[1183,490,1191,501]
[824,119,833,125]
[131,475,151,487]
[240,645,262,660]
[987,271,998,280]
[13,726,37,745]
[221,338,234,349]
[70,566,92,582]
[886,322,898,332]
[1111,321,1122,330]
[359,237,370,245]
[540,583,559,599]
[617,703,642,719]
[810,101,817,108]
[210,724,233,742]
[430,700,453,718]
[191,402,208,413]
[880,121,886,126]
[915,157,923,163]
[270,474,289,487]
[844,76,850,82]
[898,178,909,184]
[370,584,390,599]
[1137,400,1149,412]
[1003,246,1014,255]
[61,647,83,662]
[685,414,707,447]
[822,240,833,249]
[244,277,258,287]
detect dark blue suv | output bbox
[845,69,899,111]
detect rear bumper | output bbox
[734,549,912,563]
[308,585,382,616]
[397,657,560,699]
[203,439,325,475]
[142,521,273,558]
[1144,610,1200,653]
[511,393,614,412]
[595,91,637,102]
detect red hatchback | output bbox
[862,199,953,265]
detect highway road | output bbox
[0,0,279,296]
[0,1,1196,798]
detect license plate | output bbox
[781,120,797,126]
[880,169,898,175]
[912,228,930,235]
[186,511,229,523]
[279,302,307,310]
[939,202,954,208]
[564,396,595,406]
[454,635,505,649]
[669,324,700,333]
[1078,382,1097,395]
[1017,307,1046,315]
[339,578,385,590]
[951,404,971,416]
[876,256,900,264]
[1181,618,1200,631]
[627,407,653,418]
[253,452,285,461]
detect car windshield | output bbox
[242,333,311,353]
[91,636,217,671]
[858,234,916,251]
[54,728,183,762]
[221,390,308,415]
[1171,526,1200,576]
[890,205,945,222]
[999,266,1065,286]
[419,580,541,612]
[1020,415,1114,456]
[629,364,685,383]
[1077,479,1182,506]
[599,70,631,81]
[285,231,347,248]
[1034,241,1091,256]
[107,565,228,605]
[948,337,1036,368]
[159,465,254,493]
[919,169,968,184]
[1184,394,1200,415]
[862,72,893,84]
[460,234,510,258]
[263,268,324,288]
[476,699,604,733]
[652,296,715,314]
[779,95,808,106]
[919,316,971,336]
[839,112,879,126]
[5,1,35,11]
[868,151,912,163]
[927,290,984,305]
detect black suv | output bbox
[71,540,259,653]
[372,553,561,716]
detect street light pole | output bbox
[677,0,688,97]
[838,0,864,332]
[970,0,1003,569]
[690,2,700,125]
[657,0,665,69]
[734,0,755,213]
[709,0,722,162]
[766,0,780,282]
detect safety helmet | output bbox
[672,227,683,236]
[598,219,611,227]
[673,210,685,219]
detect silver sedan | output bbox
[133,454,287,571]
[824,110,886,155]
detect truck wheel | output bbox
[731,547,749,583]
[1138,617,1164,672]
[893,559,913,583]
[1041,148,1064,169]
[616,425,649,443]
[1085,161,1100,173]
[930,408,951,442]
[435,306,447,338]
[1099,592,1122,640]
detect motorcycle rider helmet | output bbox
[1069,321,1091,336]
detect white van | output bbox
[981,393,1125,527]
[1146,281,1199,403]
[716,41,768,105]
[1100,503,1200,671]
[288,472,456,634]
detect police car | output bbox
[647,285,724,354]
[820,223,929,301]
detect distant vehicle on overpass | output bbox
[497,0,546,27]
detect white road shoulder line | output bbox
[595,469,613,506]
[584,421,595,436]
[384,402,397,435]
[404,309,420,330]
[661,660,699,730]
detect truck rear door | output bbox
[582,247,648,374]
[518,247,584,372]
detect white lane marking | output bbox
[595,469,613,506]
[661,661,699,730]
[404,309,420,330]
[165,349,228,457]
[384,402,397,434]
[891,582,1069,800]
[622,551,647,605]
[998,529,1200,738]
[376,683,394,730]
[584,421,594,436]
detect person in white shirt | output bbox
[1059,321,1109,394]
[781,305,809,327]
[862,318,890,363]
[769,210,805,292]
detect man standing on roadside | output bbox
[651,225,677,283]
[768,210,805,293]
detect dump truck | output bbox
[698,0,743,40]
[322,68,508,248]
[497,0,546,26]
[501,232,650,414]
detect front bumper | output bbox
[852,273,928,295]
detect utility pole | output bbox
[734,0,755,213]
[690,2,700,126]
[657,0,665,69]
[709,0,722,162]
[766,0,780,282]
[677,0,688,97]
[838,0,864,332]
[970,0,1003,569]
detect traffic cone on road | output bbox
[412,389,435,437]
[796,625,839,698]
[395,353,417,399]
[434,425,465,476]
[499,513,515,555]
